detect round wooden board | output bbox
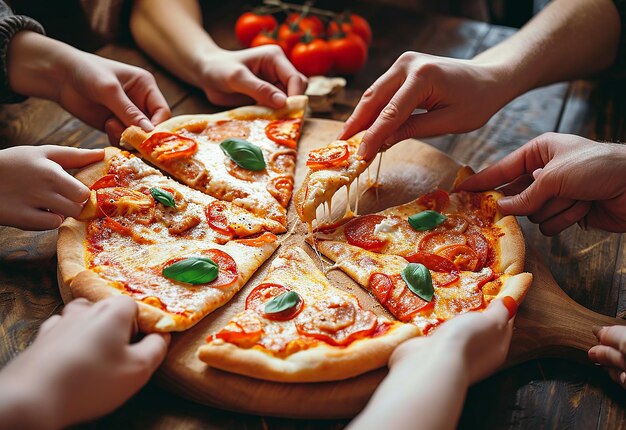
[57,118,626,419]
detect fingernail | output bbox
[502,296,518,319]
[357,143,366,158]
[620,371,626,385]
[588,349,598,361]
[139,118,154,131]
[272,92,286,106]
[592,325,604,337]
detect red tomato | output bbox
[328,32,367,75]
[205,201,234,237]
[214,311,263,346]
[232,232,278,247]
[278,23,303,54]
[344,214,388,251]
[328,13,372,45]
[289,38,333,77]
[405,251,458,274]
[265,118,302,148]
[246,283,303,321]
[267,175,294,207]
[235,12,277,47]
[250,31,288,54]
[369,273,393,303]
[416,189,450,212]
[286,13,324,36]
[140,132,198,163]
[306,144,350,170]
[91,174,119,190]
[437,244,479,271]
[201,249,238,288]
[418,231,466,254]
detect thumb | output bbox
[128,333,170,374]
[230,67,287,108]
[103,85,155,132]
[497,178,553,216]
[43,146,105,169]
[386,108,454,143]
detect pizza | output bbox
[120,96,307,230]
[58,147,280,332]
[198,246,418,382]
[302,183,532,334]
[293,131,372,226]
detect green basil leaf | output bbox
[220,138,266,171]
[401,263,434,302]
[264,290,301,315]
[150,187,175,207]
[162,257,218,285]
[407,210,447,231]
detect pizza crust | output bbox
[496,272,533,304]
[495,215,526,275]
[198,322,418,382]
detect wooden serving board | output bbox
[56,118,626,419]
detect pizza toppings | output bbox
[91,174,119,190]
[265,118,302,148]
[344,214,388,251]
[140,132,198,163]
[150,187,176,208]
[220,138,266,171]
[267,176,294,207]
[295,296,377,346]
[368,273,434,322]
[407,210,447,231]
[96,187,155,217]
[202,249,239,288]
[437,245,479,271]
[401,263,434,302]
[264,291,304,321]
[205,201,235,237]
[306,144,349,170]
[233,232,278,247]
[416,189,450,212]
[214,310,264,348]
[162,256,219,285]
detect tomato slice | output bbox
[267,176,294,207]
[206,201,235,237]
[417,189,450,212]
[96,187,154,217]
[369,273,393,303]
[102,216,133,236]
[388,273,434,321]
[91,174,119,190]
[306,144,349,170]
[140,132,198,162]
[344,214,388,251]
[202,249,239,288]
[246,282,303,321]
[405,252,460,286]
[265,118,302,148]
[233,232,277,247]
[295,299,377,346]
[437,244,479,271]
[418,231,467,254]
[438,214,469,234]
[214,310,263,347]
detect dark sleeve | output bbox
[614,0,626,71]
[0,1,45,103]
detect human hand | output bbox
[195,46,307,108]
[339,52,511,160]
[0,145,104,230]
[0,296,169,429]
[390,298,515,385]
[459,133,626,235]
[589,325,626,388]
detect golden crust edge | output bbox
[495,215,526,276]
[197,322,418,383]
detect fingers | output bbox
[495,178,556,217]
[37,314,62,337]
[143,85,171,126]
[14,207,64,231]
[104,118,126,146]
[43,146,105,170]
[607,368,626,388]
[102,84,154,132]
[229,66,287,108]
[62,297,93,316]
[594,325,626,352]
[270,53,307,97]
[589,345,626,370]
[485,298,513,324]
[93,295,138,342]
[536,200,592,236]
[498,174,534,197]
[41,193,85,218]
[127,333,169,374]
[45,165,92,203]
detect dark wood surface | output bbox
[0,2,625,429]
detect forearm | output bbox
[130,0,221,87]
[0,371,57,430]
[7,31,74,102]
[475,0,620,102]
[348,344,469,430]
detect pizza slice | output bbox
[120,96,307,228]
[293,131,371,226]
[58,148,281,332]
[197,246,418,382]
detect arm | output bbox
[0,296,168,430]
[342,0,621,160]
[348,299,514,430]
[130,0,306,108]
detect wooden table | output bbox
[1,2,625,428]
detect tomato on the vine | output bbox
[286,13,324,36]
[328,32,367,75]
[235,12,278,47]
[289,37,333,76]
[278,22,303,54]
[328,13,372,46]
[250,31,288,54]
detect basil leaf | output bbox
[162,257,218,285]
[407,210,447,231]
[401,263,434,302]
[220,138,266,171]
[150,187,175,207]
[264,291,301,315]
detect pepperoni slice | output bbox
[206,201,235,237]
[437,245,479,271]
[246,283,303,321]
[140,132,198,162]
[466,230,491,270]
[96,187,154,217]
[344,214,388,251]
[418,231,466,254]
[369,273,393,303]
[214,310,263,347]
[224,158,265,182]
[416,189,450,212]
[91,174,119,190]
[267,176,294,207]
[306,144,349,170]
[269,149,296,174]
[265,118,302,148]
[372,273,434,322]
[233,232,277,247]
[437,214,469,234]
[201,249,239,288]
[295,298,377,346]
[203,120,250,141]
[405,252,459,286]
